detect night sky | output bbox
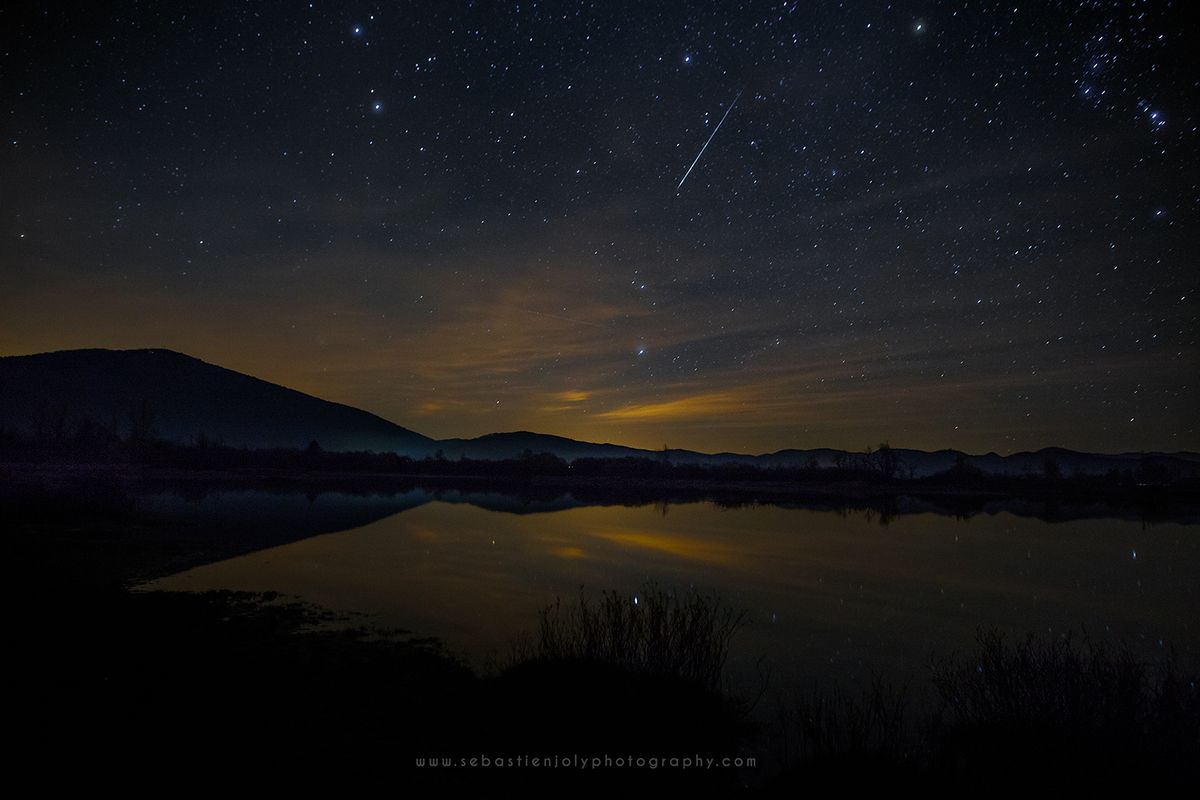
[2,1,1196,455]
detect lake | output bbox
[140,488,1200,706]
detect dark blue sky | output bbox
[2,1,1196,453]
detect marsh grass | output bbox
[781,674,910,768]
[512,583,748,693]
[774,628,1200,787]
[487,583,754,778]
[929,628,1200,774]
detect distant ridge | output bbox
[1,348,1196,478]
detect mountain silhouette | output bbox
[0,348,434,454]
[434,431,650,461]
[2,348,1196,479]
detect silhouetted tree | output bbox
[874,442,898,480]
[948,452,985,482]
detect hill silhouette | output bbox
[2,348,1197,481]
[0,348,434,454]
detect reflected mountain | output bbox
[8,484,428,587]
[9,471,1198,596]
[142,477,1200,525]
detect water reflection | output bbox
[141,489,1200,702]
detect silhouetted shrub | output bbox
[930,629,1200,775]
[782,675,909,767]
[773,628,1200,787]
[515,583,747,694]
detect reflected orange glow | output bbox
[142,496,1200,691]
[589,527,746,568]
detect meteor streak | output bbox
[676,89,742,193]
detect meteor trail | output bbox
[676,89,742,193]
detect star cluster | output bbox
[1,1,1195,453]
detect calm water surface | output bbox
[141,491,1200,699]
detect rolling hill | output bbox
[0,348,435,455]
[2,348,1196,480]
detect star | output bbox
[5,1,1195,460]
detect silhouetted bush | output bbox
[783,675,909,767]
[773,628,1200,788]
[775,675,913,787]
[514,583,748,694]
[930,629,1200,776]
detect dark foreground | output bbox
[14,585,1198,791]
[7,469,1199,790]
